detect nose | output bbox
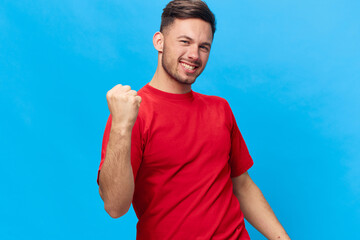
[188,45,200,61]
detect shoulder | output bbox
[194,91,226,102]
[136,85,147,98]
[194,92,236,131]
[194,92,231,109]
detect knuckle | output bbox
[129,96,136,103]
[129,90,137,95]
[119,94,127,101]
[122,85,131,91]
[112,84,121,91]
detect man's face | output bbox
[161,18,213,85]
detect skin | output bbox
[99,17,291,239]
[98,85,141,218]
[233,172,291,240]
[150,18,212,93]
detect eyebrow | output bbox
[177,35,212,47]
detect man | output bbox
[97,0,291,239]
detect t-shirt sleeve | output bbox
[97,114,144,185]
[227,104,254,178]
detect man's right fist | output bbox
[106,84,142,130]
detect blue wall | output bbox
[1,0,359,239]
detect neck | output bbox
[149,59,192,94]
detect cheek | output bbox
[179,49,188,58]
[200,54,210,65]
[167,47,183,59]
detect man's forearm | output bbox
[233,173,290,240]
[99,126,135,218]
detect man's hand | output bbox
[106,84,142,130]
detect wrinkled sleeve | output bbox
[97,114,144,185]
[227,104,254,178]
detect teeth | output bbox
[181,62,195,70]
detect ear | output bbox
[153,31,164,52]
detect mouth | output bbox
[180,61,199,73]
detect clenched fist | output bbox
[106,84,142,131]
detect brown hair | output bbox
[160,0,216,37]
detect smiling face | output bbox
[160,18,213,86]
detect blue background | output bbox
[1,0,359,239]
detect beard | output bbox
[161,45,203,86]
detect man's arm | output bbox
[99,126,134,218]
[232,172,291,240]
[98,84,141,218]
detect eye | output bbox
[180,40,190,44]
[200,45,209,52]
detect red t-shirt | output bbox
[98,83,254,239]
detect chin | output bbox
[176,77,196,85]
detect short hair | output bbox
[160,0,216,37]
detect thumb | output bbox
[135,96,142,107]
